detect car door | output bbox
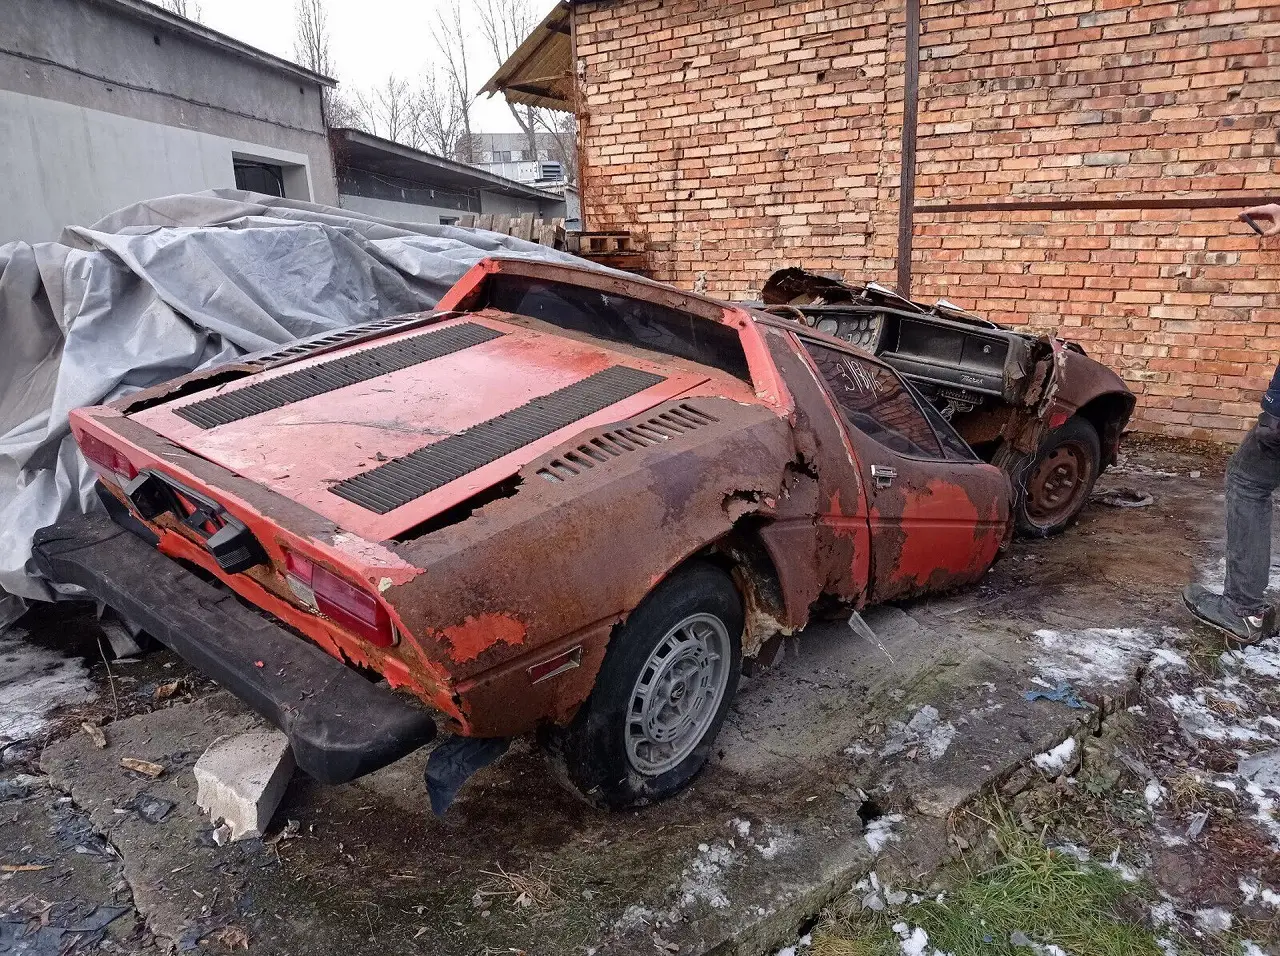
[796,334,1011,603]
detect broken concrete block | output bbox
[194,731,294,842]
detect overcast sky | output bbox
[196,0,558,132]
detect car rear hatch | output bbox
[124,314,707,541]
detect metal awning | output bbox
[480,1,573,112]
[330,128,564,201]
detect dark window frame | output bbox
[799,336,975,463]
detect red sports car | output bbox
[34,258,1131,808]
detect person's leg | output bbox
[1184,413,1280,646]
[1224,418,1280,614]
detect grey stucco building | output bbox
[332,128,565,226]
[0,0,337,244]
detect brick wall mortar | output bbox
[575,0,1280,442]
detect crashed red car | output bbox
[34,258,1119,809]
[761,268,1136,537]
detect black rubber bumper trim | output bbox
[31,511,437,784]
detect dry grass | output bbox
[474,863,562,911]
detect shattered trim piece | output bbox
[175,322,504,429]
[332,365,666,514]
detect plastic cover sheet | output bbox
[0,190,593,627]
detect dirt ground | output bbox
[2,438,1278,956]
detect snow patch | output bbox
[1032,737,1077,774]
[1239,878,1280,909]
[1144,780,1166,807]
[1149,647,1188,670]
[678,842,734,910]
[1229,637,1280,679]
[865,814,904,854]
[880,705,957,761]
[1149,900,1176,926]
[1164,688,1277,744]
[0,630,95,742]
[1032,627,1155,686]
[1193,907,1233,934]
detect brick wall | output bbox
[574,0,1280,442]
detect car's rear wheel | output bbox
[543,562,742,809]
[1014,415,1101,538]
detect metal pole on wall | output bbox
[897,0,921,297]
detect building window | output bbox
[234,160,285,198]
[440,216,459,226]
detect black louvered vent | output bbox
[174,322,502,429]
[536,404,720,482]
[250,313,436,368]
[331,365,666,514]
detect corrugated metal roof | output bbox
[480,0,573,112]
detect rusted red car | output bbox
[34,259,1122,809]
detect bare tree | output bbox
[294,0,349,128]
[432,0,476,163]
[416,71,468,158]
[157,0,202,20]
[350,76,425,149]
[294,0,334,77]
[476,0,543,161]
[325,90,361,130]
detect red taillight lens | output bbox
[282,549,395,647]
[78,431,138,481]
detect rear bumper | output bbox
[32,511,437,784]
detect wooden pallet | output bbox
[457,214,566,248]
[458,216,651,277]
[566,232,642,255]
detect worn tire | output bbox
[542,562,743,810]
[1013,415,1102,538]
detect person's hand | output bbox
[1241,203,1280,237]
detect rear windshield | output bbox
[483,275,753,383]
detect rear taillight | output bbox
[282,549,396,647]
[78,431,138,481]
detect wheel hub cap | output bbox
[625,613,730,776]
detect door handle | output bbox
[870,464,897,489]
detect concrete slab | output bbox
[31,441,1214,956]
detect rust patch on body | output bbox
[440,613,529,664]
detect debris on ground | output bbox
[80,721,107,749]
[119,757,165,778]
[1091,487,1155,508]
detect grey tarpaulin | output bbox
[0,190,592,628]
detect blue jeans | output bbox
[1224,412,1280,615]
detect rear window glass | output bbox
[483,275,752,383]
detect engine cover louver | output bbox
[535,403,720,483]
[331,365,666,514]
[173,322,502,429]
[249,313,439,368]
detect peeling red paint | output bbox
[441,613,528,664]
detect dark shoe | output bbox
[1182,584,1276,648]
